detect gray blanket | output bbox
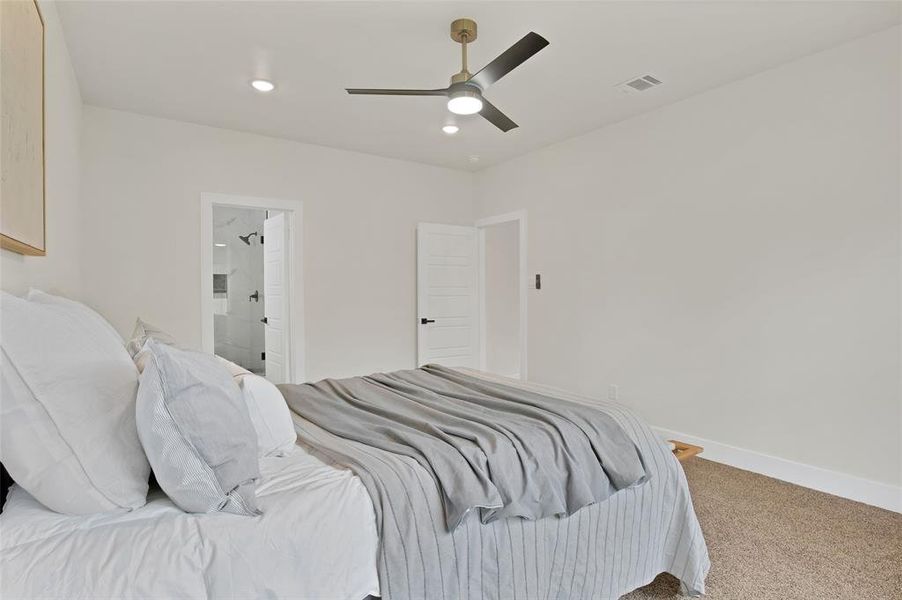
[280,368,709,599]
[280,364,647,530]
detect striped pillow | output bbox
[136,339,261,515]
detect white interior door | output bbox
[417,223,479,368]
[263,212,290,383]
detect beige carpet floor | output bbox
[622,458,901,600]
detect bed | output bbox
[1,447,381,599]
[0,366,709,599]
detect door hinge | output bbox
[261,352,266,361]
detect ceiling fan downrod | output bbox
[450,18,477,85]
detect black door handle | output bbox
[260,317,268,324]
[420,318,435,325]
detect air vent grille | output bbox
[617,74,663,94]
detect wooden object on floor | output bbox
[670,440,703,462]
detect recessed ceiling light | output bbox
[251,79,275,93]
[442,124,459,135]
[214,243,227,247]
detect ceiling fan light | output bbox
[447,90,483,115]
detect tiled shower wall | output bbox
[212,206,266,373]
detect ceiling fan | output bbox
[346,19,549,132]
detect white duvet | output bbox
[0,448,380,600]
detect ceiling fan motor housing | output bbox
[447,82,483,97]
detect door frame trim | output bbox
[475,210,528,380]
[199,193,305,383]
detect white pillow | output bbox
[0,292,149,514]
[136,340,260,515]
[240,374,297,457]
[27,289,124,344]
[215,357,297,457]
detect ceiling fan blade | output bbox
[479,98,518,132]
[346,88,448,96]
[467,32,549,90]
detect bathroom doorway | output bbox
[200,193,304,384]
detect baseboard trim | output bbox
[652,426,901,514]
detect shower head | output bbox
[238,232,258,245]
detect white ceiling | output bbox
[57,1,900,171]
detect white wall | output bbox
[484,221,520,377]
[475,27,901,490]
[78,107,474,381]
[0,1,82,298]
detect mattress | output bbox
[0,447,380,600]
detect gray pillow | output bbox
[136,339,261,515]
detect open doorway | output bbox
[477,211,527,380]
[200,193,304,384]
[481,220,521,378]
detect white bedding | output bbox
[0,447,380,600]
